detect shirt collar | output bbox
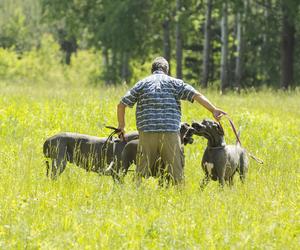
[153,70,166,75]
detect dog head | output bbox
[191,119,225,147]
[180,122,194,145]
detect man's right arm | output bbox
[117,80,143,133]
[117,102,126,133]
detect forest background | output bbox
[1,0,300,90]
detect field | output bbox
[0,83,299,249]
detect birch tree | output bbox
[234,8,244,90]
[163,18,172,75]
[280,1,296,89]
[201,0,213,88]
[220,1,229,93]
[175,0,183,79]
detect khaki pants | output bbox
[136,131,184,184]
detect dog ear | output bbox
[191,122,204,130]
[217,123,225,135]
[180,123,186,133]
[180,122,192,134]
[183,127,195,145]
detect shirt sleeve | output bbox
[174,80,197,103]
[120,81,143,108]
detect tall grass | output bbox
[0,82,299,249]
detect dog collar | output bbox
[207,145,226,150]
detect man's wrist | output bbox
[211,107,217,113]
[118,123,125,129]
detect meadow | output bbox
[0,82,299,249]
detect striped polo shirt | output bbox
[121,70,197,132]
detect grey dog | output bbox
[43,130,139,180]
[186,119,248,188]
[43,123,193,181]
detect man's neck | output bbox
[153,70,166,74]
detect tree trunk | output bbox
[263,0,271,45]
[220,1,229,93]
[234,12,243,91]
[109,50,118,84]
[121,51,130,83]
[280,4,295,89]
[58,30,77,65]
[262,0,271,84]
[175,0,182,79]
[163,18,171,75]
[102,47,109,84]
[201,0,213,88]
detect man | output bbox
[117,57,226,185]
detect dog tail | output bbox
[236,130,241,145]
[239,150,249,182]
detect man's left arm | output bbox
[176,80,226,120]
[193,92,227,120]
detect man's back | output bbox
[121,70,196,132]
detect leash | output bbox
[105,126,126,142]
[219,115,264,165]
[102,125,127,155]
[220,115,242,145]
[101,126,126,173]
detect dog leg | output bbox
[50,159,67,180]
[215,162,226,188]
[200,175,210,190]
[239,173,246,184]
[218,177,225,187]
[239,151,248,183]
[106,160,121,182]
[50,147,67,180]
[120,140,138,175]
[56,155,67,176]
[228,176,234,186]
[45,160,50,177]
[50,160,58,180]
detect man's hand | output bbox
[117,126,125,141]
[213,108,227,121]
[193,92,227,121]
[117,125,125,135]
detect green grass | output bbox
[0,83,299,249]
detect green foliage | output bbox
[0,34,61,83]
[0,83,299,248]
[0,0,44,51]
[130,59,153,84]
[67,49,102,86]
[0,8,28,50]
[1,0,300,87]
[41,0,85,42]
[0,34,102,86]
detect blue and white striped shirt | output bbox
[121,71,197,132]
